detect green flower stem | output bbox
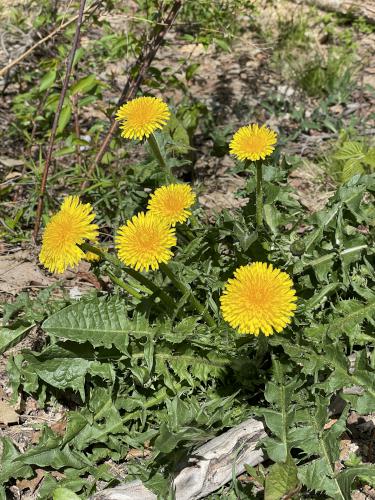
[147,133,175,182]
[106,270,143,301]
[124,267,177,312]
[159,262,216,328]
[81,243,177,312]
[255,333,269,368]
[255,160,264,229]
[179,213,201,243]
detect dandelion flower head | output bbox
[220,262,296,336]
[115,96,170,140]
[116,211,176,272]
[147,184,196,226]
[39,196,98,274]
[229,124,277,162]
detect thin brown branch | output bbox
[72,94,82,167]
[81,0,183,189]
[32,0,87,242]
[0,1,100,78]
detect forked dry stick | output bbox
[32,0,87,241]
[81,0,182,190]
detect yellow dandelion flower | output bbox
[116,212,176,272]
[147,184,196,226]
[39,196,98,274]
[229,124,277,161]
[220,262,297,336]
[115,96,170,140]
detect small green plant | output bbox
[323,136,375,184]
[295,47,356,99]
[275,13,311,49]
[271,12,311,71]
[271,10,358,101]
[334,141,375,182]
[353,16,375,34]
[179,0,255,49]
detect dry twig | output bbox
[72,94,82,167]
[32,0,87,241]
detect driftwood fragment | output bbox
[91,481,157,500]
[173,417,265,500]
[91,418,265,500]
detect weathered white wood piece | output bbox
[91,418,265,500]
[91,480,157,500]
[173,417,265,500]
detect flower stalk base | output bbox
[160,263,216,328]
[255,161,263,230]
[147,134,175,182]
